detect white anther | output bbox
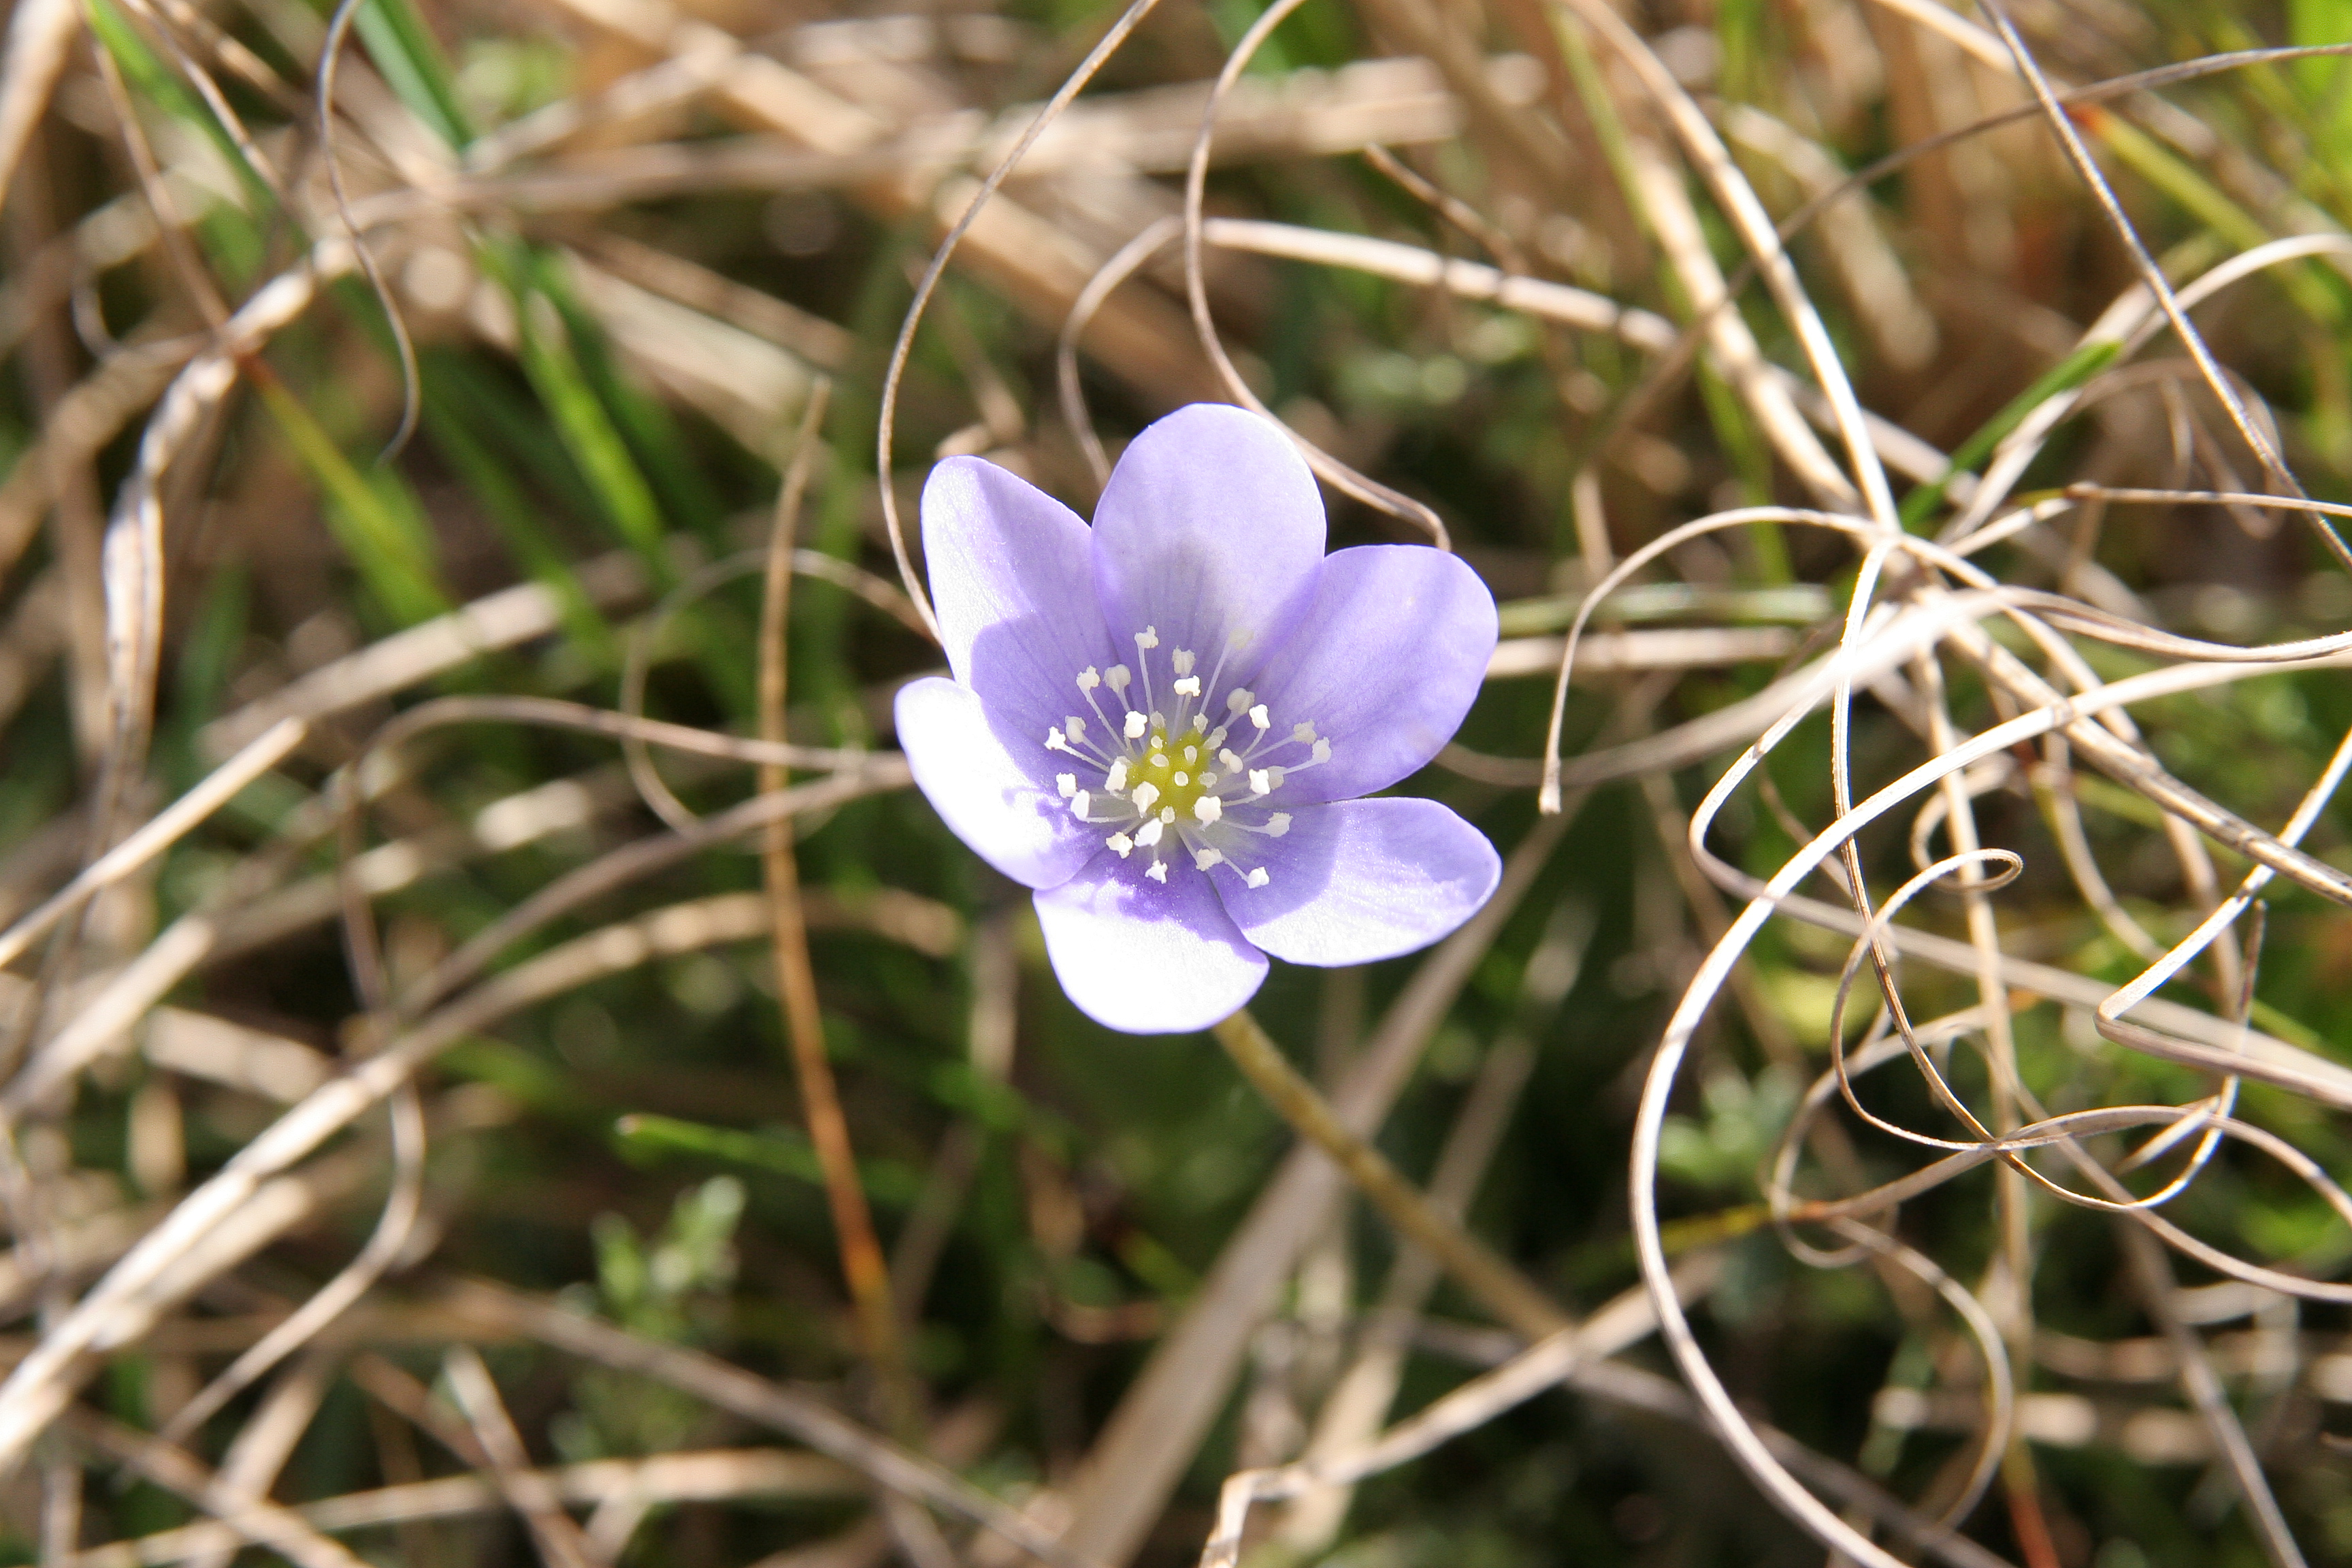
[1194,847,1224,870]
[1219,749,1245,771]
[1173,649,1196,675]
[1292,721,1317,743]
[1132,782,1160,812]
[1309,739,1330,764]
[1137,819,1164,847]
[1198,770,1218,786]
[1135,626,1160,649]
[1150,710,1165,729]
[1056,774,1077,798]
[1227,687,1255,713]
[1183,746,1199,764]
[1109,832,1134,858]
[1046,727,1068,752]
[1067,716,1088,741]
[1124,710,1148,739]
[1105,664,1132,693]
[1145,860,1169,883]
[1194,796,1223,823]
[1071,790,1091,818]
[1248,769,1271,796]
[1172,676,1201,696]
[1208,726,1229,748]
[1248,704,1271,730]
[1149,752,1169,768]
[1245,867,1271,888]
[1173,772,1190,786]
[1078,667,1101,691]
[1264,813,1292,837]
[1159,807,1175,823]
[1105,758,1130,792]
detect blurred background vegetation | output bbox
[2,0,2352,1564]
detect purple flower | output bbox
[894,404,1501,1034]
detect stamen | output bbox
[1145,860,1169,883]
[1105,758,1130,792]
[1137,819,1164,847]
[1173,771,1189,786]
[1124,711,1147,739]
[1193,847,1224,870]
[1265,813,1291,837]
[1198,770,1218,786]
[1194,796,1223,823]
[1208,726,1229,749]
[1227,687,1255,713]
[1077,667,1101,691]
[1108,832,1134,858]
[1159,806,1175,823]
[1172,649,1196,675]
[1219,749,1245,771]
[1248,704,1271,730]
[1245,867,1271,888]
[1311,738,1332,764]
[1149,751,1169,769]
[1172,676,1201,696]
[1066,716,1089,742]
[1136,626,1160,650]
[1247,768,1274,797]
[1292,721,1317,743]
[1105,664,1132,695]
[1183,745,1199,764]
[1131,782,1160,812]
[1056,774,1076,798]
[1071,790,1092,818]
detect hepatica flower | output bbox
[895,404,1501,1033]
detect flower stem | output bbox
[758,382,913,1432]
[1211,1007,1569,1340]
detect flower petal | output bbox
[1090,404,1325,676]
[922,456,1117,738]
[1247,545,1497,803]
[1218,797,1500,966]
[1034,850,1269,1033]
[894,676,1100,890]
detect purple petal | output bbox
[922,456,1117,740]
[1091,405,1325,679]
[894,676,1099,890]
[1246,545,1496,804]
[1033,851,1269,1033]
[1218,798,1500,966]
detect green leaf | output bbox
[1898,340,2121,530]
[613,1113,926,1207]
[254,370,450,626]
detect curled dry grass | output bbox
[1,0,2351,1564]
